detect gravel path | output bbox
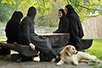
[0,54,94,68]
[0,59,94,68]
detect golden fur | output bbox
[57,45,97,66]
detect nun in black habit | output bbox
[54,9,69,33]
[65,5,84,50]
[0,11,23,55]
[19,6,58,61]
[5,11,23,43]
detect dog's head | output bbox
[60,45,77,56]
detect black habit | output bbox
[5,11,23,43]
[55,9,69,33]
[65,5,84,48]
[19,7,56,60]
[1,11,23,55]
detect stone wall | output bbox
[83,15,102,38]
[0,24,57,36]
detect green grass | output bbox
[0,21,7,24]
[88,62,102,68]
[0,35,7,40]
[86,39,102,59]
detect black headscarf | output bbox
[59,9,65,16]
[11,11,23,21]
[27,6,36,20]
[65,4,78,18]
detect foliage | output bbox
[37,2,59,27]
[0,0,20,22]
[0,21,6,24]
[0,0,102,26]
[65,0,102,22]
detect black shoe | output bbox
[55,55,60,62]
[51,55,60,62]
[0,48,10,55]
[40,52,51,62]
[11,54,22,62]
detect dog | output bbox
[57,45,97,66]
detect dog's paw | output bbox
[73,62,78,66]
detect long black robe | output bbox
[5,11,23,43]
[65,5,84,43]
[69,12,84,43]
[19,7,56,60]
[1,11,23,55]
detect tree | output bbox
[0,0,21,22]
[1,0,102,15]
[37,2,59,27]
[1,0,102,25]
[65,0,102,22]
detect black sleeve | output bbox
[60,16,69,32]
[56,16,69,33]
[55,20,60,33]
[23,22,31,44]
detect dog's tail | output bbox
[91,55,97,60]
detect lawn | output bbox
[85,39,102,59]
[0,35,6,40]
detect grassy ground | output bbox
[0,35,6,40]
[0,35,102,59]
[85,39,102,59]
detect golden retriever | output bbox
[57,45,97,66]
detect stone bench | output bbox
[0,43,38,57]
[0,33,93,57]
[39,33,70,48]
[76,39,93,50]
[0,33,69,57]
[39,33,93,50]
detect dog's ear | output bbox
[66,45,71,50]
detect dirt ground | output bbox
[0,55,95,68]
[0,51,102,68]
[0,60,94,68]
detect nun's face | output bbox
[65,7,68,15]
[58,11,62,18]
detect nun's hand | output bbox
[29,43,35,50]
